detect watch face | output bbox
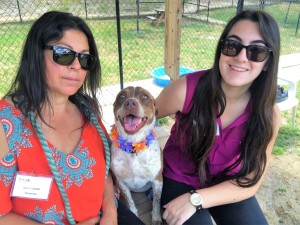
[190,193,202,206]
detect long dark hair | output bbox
[5,11,101,123]
[181,10,280,187]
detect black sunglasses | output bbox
[220,39,272,62]
[45,45,96,70]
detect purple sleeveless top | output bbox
[162,70,252,189]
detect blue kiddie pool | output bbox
[151,66,194,87]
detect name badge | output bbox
[11,172,53,200]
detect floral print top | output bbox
[0,99,107,224]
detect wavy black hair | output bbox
[5,11,101,123]
[179,10,280,187]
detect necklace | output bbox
[110,125,156,154]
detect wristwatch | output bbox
[189,190,203,211]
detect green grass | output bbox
[156,117,169,126]
[0,3,300,155]
[277,188,287,193]
[272,146,285,155]
[1,3,299,90]
[273,80,300,155]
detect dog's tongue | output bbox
[124,115,141,131]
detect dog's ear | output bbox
[154,100,158,116]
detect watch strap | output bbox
[195,204,202,211]
[189,190,203,211]
[189,189,197,195]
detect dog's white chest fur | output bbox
[111,140,161,192]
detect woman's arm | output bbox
[0,122,41,224]
[156,76,187,119]
[99,172,117,225]
[0,212,42,225]
[163,105,281,225]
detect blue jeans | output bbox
[161,176,268,225]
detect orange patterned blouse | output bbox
[0,99,107,224]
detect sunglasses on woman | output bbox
[220,39,272,62]
[45,45,96,70]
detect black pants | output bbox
[117,201,145,225]
[161,176,268,225]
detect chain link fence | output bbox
[1,0,299,105]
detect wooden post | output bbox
[164,0,183,81]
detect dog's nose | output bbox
[124,99,137,109]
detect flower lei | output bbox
[110,125,157,154]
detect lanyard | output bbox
[28,110,110,225]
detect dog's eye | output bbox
[142,95,148,100]
[119,94,126,99]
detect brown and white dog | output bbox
[110,86,162,224]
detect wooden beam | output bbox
[164,0,183,81]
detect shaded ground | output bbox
[257,152,300,225]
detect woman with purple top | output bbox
[156,10,281,225]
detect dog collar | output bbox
[110,125,157,154]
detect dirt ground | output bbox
[256,152,300,225]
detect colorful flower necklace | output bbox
[110,125,157,154]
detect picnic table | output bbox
[277,53,300,128]
[147,8,165,26]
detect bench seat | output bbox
[277,53,300,128]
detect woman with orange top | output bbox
[0,11,143,225]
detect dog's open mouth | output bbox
[119,114,148,134]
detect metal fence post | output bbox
[296,13,300,36]
[136,0,140,33]
[237,0,244,14]
[16,0,22,23]
[84,0,88,19]
[259,0,266,10]
[115,0,124,90]
[284,1,291,23]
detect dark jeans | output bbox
[117,201,145,225]
[161,176,268,225]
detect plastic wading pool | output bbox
[151,66,194,87]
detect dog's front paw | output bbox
[152,220,162,225]
[151,210,162,225]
